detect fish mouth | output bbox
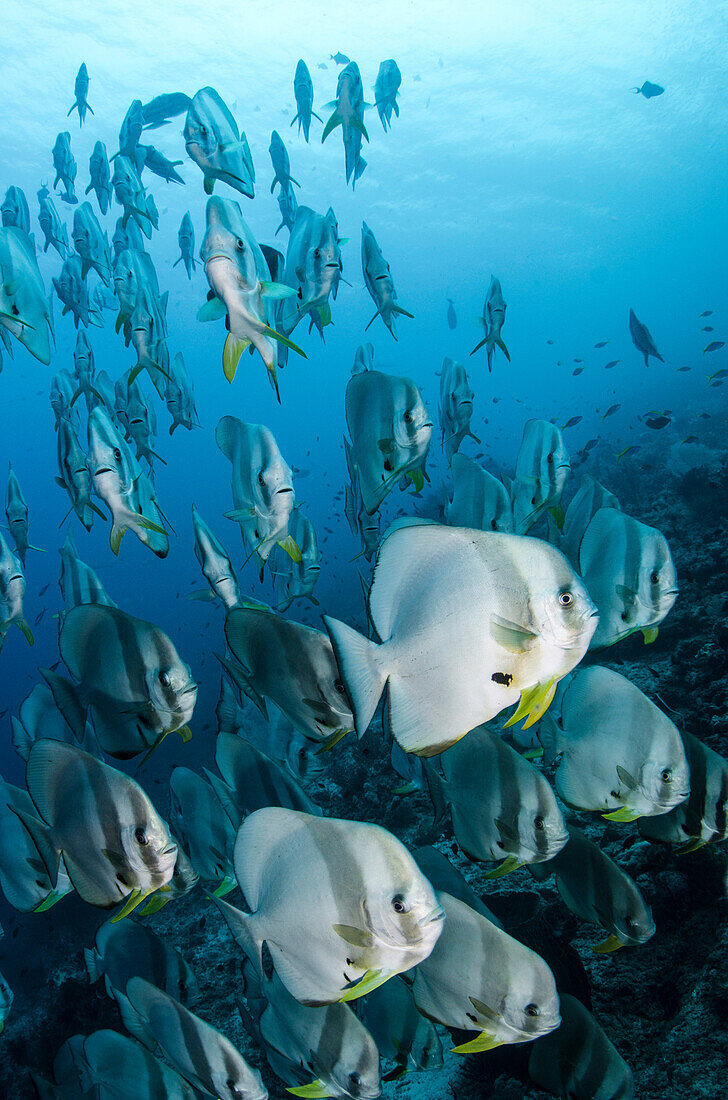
[275,487,293,495]
[92,465,114,477]
[204,250,236,265]
[421,904,446,928]
[663,588,679,598]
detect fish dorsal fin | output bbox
[25,738,80,828]
[234,806,305,912]
[367,523,448,641]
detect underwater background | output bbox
[1,0,727,1096]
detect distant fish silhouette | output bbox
[446,298,456,330]
[629,308,663,366]
[330,52,350,65]
[633,81,664,98]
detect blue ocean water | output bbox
[1,1,727,1096]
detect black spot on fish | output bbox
[492,672,513,686]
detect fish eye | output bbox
[135,828,149,846]
[113,447,122,460]
[235,237,244,251]
[661,768,673,783]
[558,591,573,606]
[525,1003,540,1018]
[200,124,208,136]
[391,894,409,914]
[534,816,545,831]
[403,410,413,423]
[334,679,345,694]
[257,472,265,485]
[226,1081,242,1100]
[547,453,553,464]
[348,1071,361,1088]
[158,671,171,687]
[625,916,637,931]
[650,571,660,584]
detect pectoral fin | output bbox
[197,296,227,321]
[260,281,297,299]
[332,924,375,949]
[469,996,503,1023]
[616,765,638,791]
[490,614,538,654]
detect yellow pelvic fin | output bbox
[602,807,640,823]
[212,874,237,898]
[642,626,659,644]
[406,468,425,492]
[451,1031,504,1055]
[591,933,624,954]
[138,892,173,916]
[286,1081,331,1099]
[677,837,706,855]
[33,888,65,913]
[483,855,523,880]
[260,323,307,358]
[223,333,251,382]
[110,523,126,555]
[314,727,351,754]
[339,968,388,1002]
[548,504,566,530]
[110,888,152,923]
[504,678,557,730]
[277,534,302,562]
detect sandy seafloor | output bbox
[0,443,726,1100]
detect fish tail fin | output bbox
[323,616,386,737]
[321,108,343,142]
[172,256,182,268]
[422,760,449,827]
[83,946,103,983]
[67,101,78,118]
[209,893,263,971]
[470,336,488,356]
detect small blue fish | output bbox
[633,81,664,98]
[68,62,93,125]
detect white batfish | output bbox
[325,524,597,756]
